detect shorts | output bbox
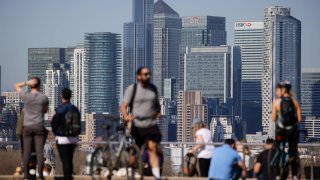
[131,124,162,147]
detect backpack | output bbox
[280,96,297,126]
[181,153,198,177]
[52,104,81,136]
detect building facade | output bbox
[1,92,24,115]
[0,66,1,94]
[123,0,154,94]
[153,0,181,96]
[28,48,66,92]
[70,47,87,121]
[184,46,242,118]
[0,105,18,142]
[176,91,208,142]
[179,16,227,91]
[262,7,301,136]
[303,116,320,141]
[85,32,121,114]
[184,46,241,101]
[210,116,234,142]
[84,113,119,144]
[301,68,320,116]
[234,21,264,133]
[43,63,70,121]
[164,78,177,101]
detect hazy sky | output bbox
[1,0,319,92]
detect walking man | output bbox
[120,67,162,179]
[15,77,49,180]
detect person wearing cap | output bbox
[209,139,247,179]
[188,118,214,177]
[272,80,302,179]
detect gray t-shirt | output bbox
[19,91,49,127]
[123,83,159,128]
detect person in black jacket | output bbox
[52,88,80,180]
[254,138,277,180]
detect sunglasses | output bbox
[141,72,151,76]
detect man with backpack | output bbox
[272,81,302,179]
[51,88,81,180]
[120,66,162,180]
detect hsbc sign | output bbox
[235,22,264,30]
[236,22,252,27]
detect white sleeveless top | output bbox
[196,128,214,159]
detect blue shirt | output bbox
[208,144,241,180]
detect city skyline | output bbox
[1,0,320,92]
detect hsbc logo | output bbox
[236,22,252,27]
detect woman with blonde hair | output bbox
[189,118,214,177]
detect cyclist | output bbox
[120,66,162,180]
[271,80,302,179]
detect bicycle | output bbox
[88,122,143,180]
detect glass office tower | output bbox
[262,7,301,136]
[123,0,154,93]
[153,0,181,96]
[235,21,264,133]
[85,32,121,114]
[179,16,226,91]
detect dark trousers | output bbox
[198,158,211,177]
[57,143,76,180]
[23,124,47,178]
[19,135,23,158]
[275,125,299,176]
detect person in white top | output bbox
[189,118,214,177]
[236,140,254,178]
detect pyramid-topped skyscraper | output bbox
[153,0,181,97]
[123,0,154,94]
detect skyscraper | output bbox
[301,68,320,116]
[184,46,243,138]
[123,0,154,93]
[184,46,241,116]
[179,16,227,91]
[85,32,121,114]
[153,0,181,96]
[28,48,66,92]
[262,7,301,136]
[70,47,87,122]
[234,21,264,133]
[176,90,208,142]
[44,63,70,121]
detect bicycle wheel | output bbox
[89,147,104,177]
[126,144,143,180]
[115,149,130,178]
